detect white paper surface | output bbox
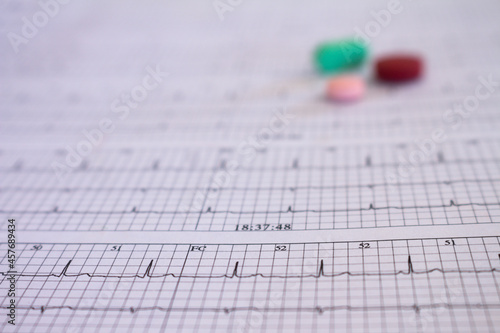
[1,0,500,332]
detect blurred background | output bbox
[2,0,500,148]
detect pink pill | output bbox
[326,75,365,102]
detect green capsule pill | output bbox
[314,39,368,74]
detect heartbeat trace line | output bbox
[1,256,498,280]
[2,200,498,215]
[15,303,500,315]
[4,157,499,174]
[2,178,499,193]
[3,155,500,174]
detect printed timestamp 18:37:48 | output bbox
[235,224,291,231]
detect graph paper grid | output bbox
[1,236,499,333]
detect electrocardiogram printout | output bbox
[1,0,500,332]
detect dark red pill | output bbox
[375,55,422,82]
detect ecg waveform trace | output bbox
[1,237,499,332]
[2,255,499,280]
[2,139,500,233]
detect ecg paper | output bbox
[1,0,500,332]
